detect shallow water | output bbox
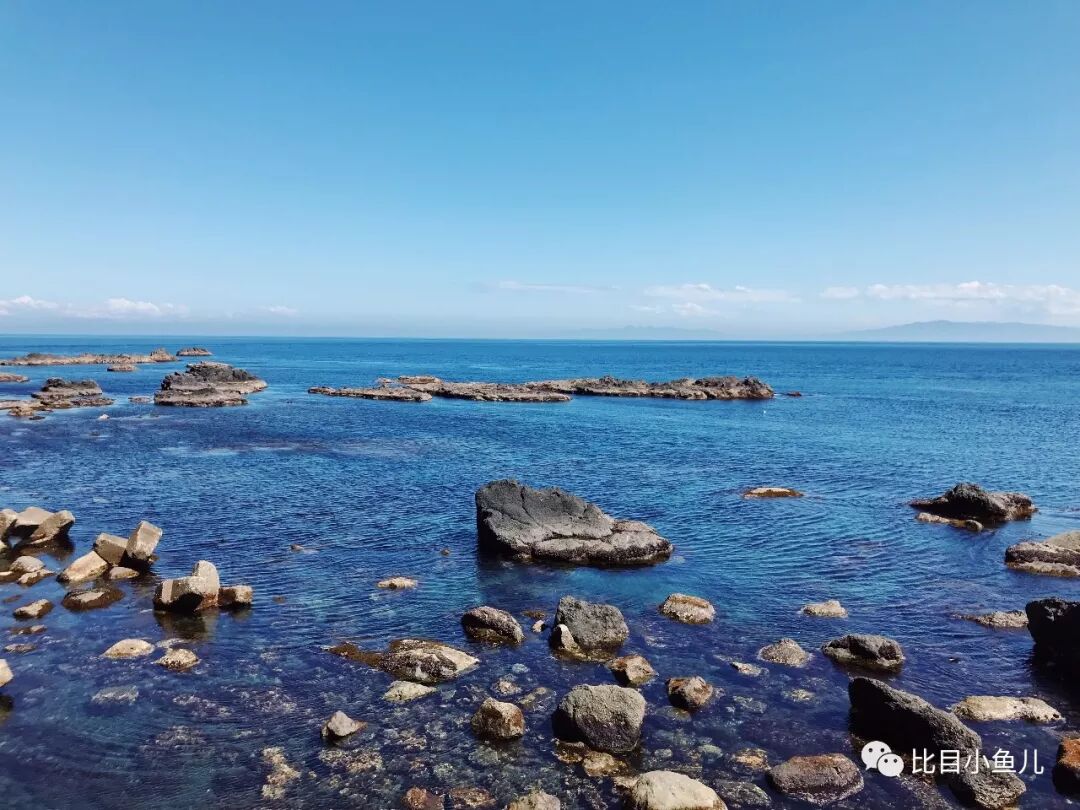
[1,337,1079,809]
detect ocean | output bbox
[1,336,1079,808]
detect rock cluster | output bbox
[1,506,75,549]
[59,520,162,583]
[475,480,673,566]
[849,677,1025,808]
[911,482,1036,525]
[154,560,252,613]
[397,375,570,402]
[0,348,173,366]
[155,362,268,407]
[1005,530,1080,577]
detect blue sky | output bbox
[1,2,1078,337]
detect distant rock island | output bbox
[842,320,1080,343]
[0,348,175,366]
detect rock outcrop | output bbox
[552,684,645,754]
[849,677,1025,809]
[625,771,726,809]
[821,634,905,672]
[155,362,267,407]
[176,347,212,357]
[659,593,715,624]
[507,791,560,810]
[460,606,524,645]
[397,375,570,402]
[308,384,432,402]
[0,372,29,382]
[0,348,173,366]
[911,483,1035,524]
[476,480,672,566]
[800,599,848,618]
[1005,531,1080,577]
[957,610,1028,629]
[743,487,803,499]
[1055,736,1080,795]
[29,378,113,409]
[767,754,863,806]
[531,375,774,400]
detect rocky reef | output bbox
[475,479,673,566]
[529,374,774,400]
[397,375,570,402]
[176,347,213,357]
[1006,530,1080,577]
[309,383,432,402]
[0,348,174,366]
[155,362,267,407]
[911,482,1036,526]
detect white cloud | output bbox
[672,302,710,317]
[821,286,861,300]
[263,305,299,317]
[100,297,188,318]
[0,295,59,315]
[645,283,798,304]
[826,281,1080,317]
[494,280,618,294]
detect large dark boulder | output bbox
[552,684,645,754]
[551,596,628,653]
[849,677,1024,809]
[910,483,1035,524]
[475,480,672,566]
[155,362,267,407]
[1026,598,1080,675]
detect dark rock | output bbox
[552,684,645,754]
[309,384,432,402]
[767,754,863,806]
[552,596,628,653]
[848,677,1025,809]
[176,347,212,357]
[1054,736,1080,795]
[32,378,113,408]
[531,374,774,400]
[821,634,905,672]
[1026,597,1080,674]
[911,483,1035,524]
[475,479,672,566]
[461,606,524,645]
[713,780,770,808]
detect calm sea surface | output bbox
[1,337,1079,809]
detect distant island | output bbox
[841,320,1080,343]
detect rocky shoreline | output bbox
[0,348,175,366]
[5,475,1075,808]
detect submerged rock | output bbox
[666,676,715,711]
[800,599,847,618]
[155,362,267,407]
[957,610,1028,629]
[507,791,560,810]
[757,638,810,667]
[821,634,905,672]
[911,483,1035,524]
[322,710,364,740]
[368,639,479,684]
[849,677,1025,809]
[916,512,983,531]
[383,680,436,702]
[951,695,1061,723]
[626,771,726,809]
[92,685,139,705]
[713,780,770,808]
[376,576,418,589]
[461,606,524,645]
[156,648,199,671]
[93,533,128,565]
[470,697,525,740]
[551,596,628,657]
[659,593,715,624]
[261,746,301,801]
[62,587,122,611]
[13,599,52,620]
[767,754,863,806]
[743,487,803,499]
[1005,531,1080,577]
[475,479,673,566]
[552,684,646,754]
[103,639,154,659]
[154,561,220,612]
[608,654,657,687]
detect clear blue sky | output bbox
[1,2,1078,337]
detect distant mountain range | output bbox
[842,320,1080,343]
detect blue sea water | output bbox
[1,336,1079,809]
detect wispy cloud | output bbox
[825,281,1080,316]
[0,295,189,320]
[0,295,60,315]
[493,280,618,294]
[263,305,299,317]
[645,283,799,304]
